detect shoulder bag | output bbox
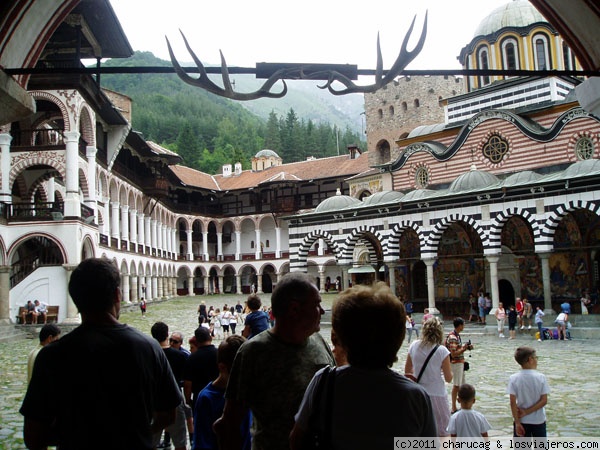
[416,344,439,383]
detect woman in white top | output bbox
[495,302,506,338]
[405,317,453,437]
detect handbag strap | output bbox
[416,344,439,383]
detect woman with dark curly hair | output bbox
[405,316,453,437]
[291,283,437,450]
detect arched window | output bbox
[501,38,520,72]
[414,99,420,107]
[389,105,395,116]
[378,109,383,119]
[376,140,391,164]
[477,46,490,86]
[401,101,408,112]
[533,34,551,70]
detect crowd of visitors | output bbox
[20,257,555,449]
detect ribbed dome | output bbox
[503,170,542,187]
[402,189,435,201]
[563,159,600,178]
[474,0,547,37]
[362,190,404,206]
[255,149,280,158]
[449,164,500,193]
[315,188,361,213]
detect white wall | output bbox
[10,266,68,323]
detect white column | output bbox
[158,277,164,299]
[235,231,242,260]
[162,224,168,255]
[122,273,131,304]
[487,255,500,312]
[0,134,12,203]
[130,276,138,303]
[172,229,177,260]
[217,232,223,260]
[47,178,56,203]
[318,268,326,293]
[423,258,439,315]
[255,229,262,259]
[388,263,397,297]
[236,274,242,294]
[138,214,145,253]
[144,216,152,249]
[0,266,11,323]
[275,227,282,258]
[121,205,129,243]
[152,276,158,300]
[111,202,120,240]
[188,276,194,296]
[63,131,80,217]
[156,221,162,254]
[129,209,137,246]
[318,238,324,256]
[539,253,553,311]
[204,275,210,294]
[151,220,158,252]
[202,231,209,260]
[145,275,152,300]
[86,146,97,217]
[187,230,193,260]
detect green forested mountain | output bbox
[100,52,366,174]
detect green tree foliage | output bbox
[100,51,365,174]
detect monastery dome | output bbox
[449,164,500,193]
[474,0,548,37]
[315,188,360,213]
[255,149,280,158]
[362,190,404,206]
[402,189,436,201]
[502,170,542,187]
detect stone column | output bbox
[0,266,10,323]
[423,258,439,315]
[486,255,500,312]
[188,275,195,296]
[275,227,282,258]
[151,276,158,300]
[218,275,224,294]
[47,178,55,203]
[122,273,131,303]
[144,216,152,251]
[187,230,194,261]
[63,131,80,217]
[341,266,350,290]
[151,220,158,253]
[235,231,242,260]
[146,275,152,300]
[257,273,263,294]
[236,274,242,294]
[202,231,209,260]
[387,262,397,297]
[0,134,12,203]
[318,238,325,256]
[111,202,120,240]
[204,275,210,295]
[217,232,223,260]
[318,268,326,293]
[86,146,97,217]
[158,277,163,299]
[137,214,145,253]
[129,209,137,246]
[130,276,139,303]
[255,229,262,259]
[539,252,553,311]
[121,205,129,244]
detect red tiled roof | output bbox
[168,153,370,191]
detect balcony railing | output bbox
[7,202,64,221]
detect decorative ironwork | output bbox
[166,13,427,100]
[575,136,594,160]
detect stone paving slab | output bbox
[1,294,599,448]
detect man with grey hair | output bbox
[214,272,335,450]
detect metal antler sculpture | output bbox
[166,12,427,100]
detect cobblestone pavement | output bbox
[1,294,599,448]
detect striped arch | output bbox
[30,91,71,131]
[78,103,95,146]
[539,200,600,251]
[341,225,385,266]
[385,221,423,261]
[9,152,66,190]
[78,165,90,199]
[291,231,341,272]
[424,214,488,258]
[489,207,540,252]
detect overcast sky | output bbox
[110,0,516,71]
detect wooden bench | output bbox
[16,305,59,324]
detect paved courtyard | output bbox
[1,293,599,448]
